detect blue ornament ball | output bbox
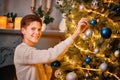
[51,60,61,67]
[85,57,91,64]
[116,7,120,14]
[90,19,97,26]
[100,27,112,38]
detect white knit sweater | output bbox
[14,36,73,80]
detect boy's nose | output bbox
[35,30,39,34]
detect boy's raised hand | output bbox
[77,18,89,33]
[71,18,89,39]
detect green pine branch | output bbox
[34,6,54,25]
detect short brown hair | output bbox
[21,14,42,29]
[20,14,42,38]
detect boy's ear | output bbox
[21,28,25,35]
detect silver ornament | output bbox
[94,48,99,53]
[114,50,120,57]
[85,73,89,78]
[82,34,87,40]
[85,28,93,37]
[79,4,84,10]
[99,62,108,72]
[66,71,77,80]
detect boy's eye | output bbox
[31,27,36,30]
[38,28,41,31]
[31,27,41,32]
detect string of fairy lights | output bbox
[72,1,120,79]
[51,0,120,80]
[74,43,119,79]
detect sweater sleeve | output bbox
[14,36,74,64]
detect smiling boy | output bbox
[14,14,89,80]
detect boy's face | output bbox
[21,21,42,46]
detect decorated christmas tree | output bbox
[51,0,120,80]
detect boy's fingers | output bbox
[77,18,89,33]
[78,19,89,27]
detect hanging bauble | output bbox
[66,71,77,80]
[91,0,99,9]
[79,4,85,10]
[85,73,90,78]
[85,28,93,37]
[100,27,112,39]
[85,57,92,64]
[116,7,120,15]
[90,19,97,26]
[114,50,120,57]
[54,68,62,78]
[51,60,61,67]
[94,47,99,53]
[99,62,108,72]
[82,34,87,40]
